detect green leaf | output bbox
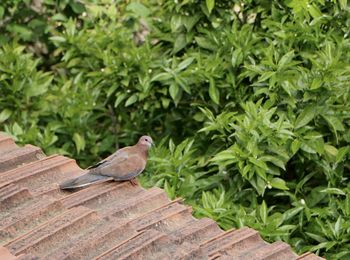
[310,77,322,90]
[308,4,322,19]
[258,71,275,82]
[182,15,201,32]
[334,216,342,238]
[176,76,191,94]
[161,98,170,109]
[270,178,289,190]
[323,115,345,132]
[26,75,53,97]
[211,150,236,162]
[69,1,85,14]
[164,180,175,199]
[169,83,179,102]
[12,123,23,136]
[336,146,349,163]
[295,106,317,129]
[249,157,268,171]
[309,242,337,252]
[49,36,66,43]
[126,3,150,17]
[231,48,244,68]
[300,142,317,154]
[86,4,104,17]
[106,5,117,19]
[195,37,217,51]
[283,207,303,222]
[73,133,85,154]
[206,0,215,14]
[339,0,347,9]
[278,50,294,68]
[0,109,12,123]
[176,57,195,72]
[324,144,338,157]
[242,164,251,177]
[151,72,172,82]
[0,6,4,19]
[252,175,266,195]
[114,93,126,108]
[322,114,345,143]
[51,13,68,21]
[173,33,187,53]
[305,232,327,243]
[125,94,138,107]
[260,200,267,225]
[209,77,220,105]
[171,15,183,32]
[320,188,346,196]
[7,24,32,40]
[260,156,286,170]
[291,139,301,154]
[254,167,267,181]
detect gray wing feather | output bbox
[60,174,113,190]
[113,169,143,181]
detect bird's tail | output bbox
[59,174,113,190]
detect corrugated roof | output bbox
[0,132,323,259]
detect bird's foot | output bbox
[129,178,139,186]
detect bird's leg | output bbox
[129,178,139,186]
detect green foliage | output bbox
[141,138,203,199]
[203,101,292,195]
[1,0,350,258]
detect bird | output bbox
[59,135,153,190]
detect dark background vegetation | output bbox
[0,0,349,258]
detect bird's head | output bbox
[138,135,154,149]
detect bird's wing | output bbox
[60,174,113,190]
[95,151,146,180]
[87,149,129,170]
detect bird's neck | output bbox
[136,144,149,158]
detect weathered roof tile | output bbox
[0,145,44,173]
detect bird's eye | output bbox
[145,138,149,142]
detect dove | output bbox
[59,135,153,190]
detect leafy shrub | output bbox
[1,0,350,258]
